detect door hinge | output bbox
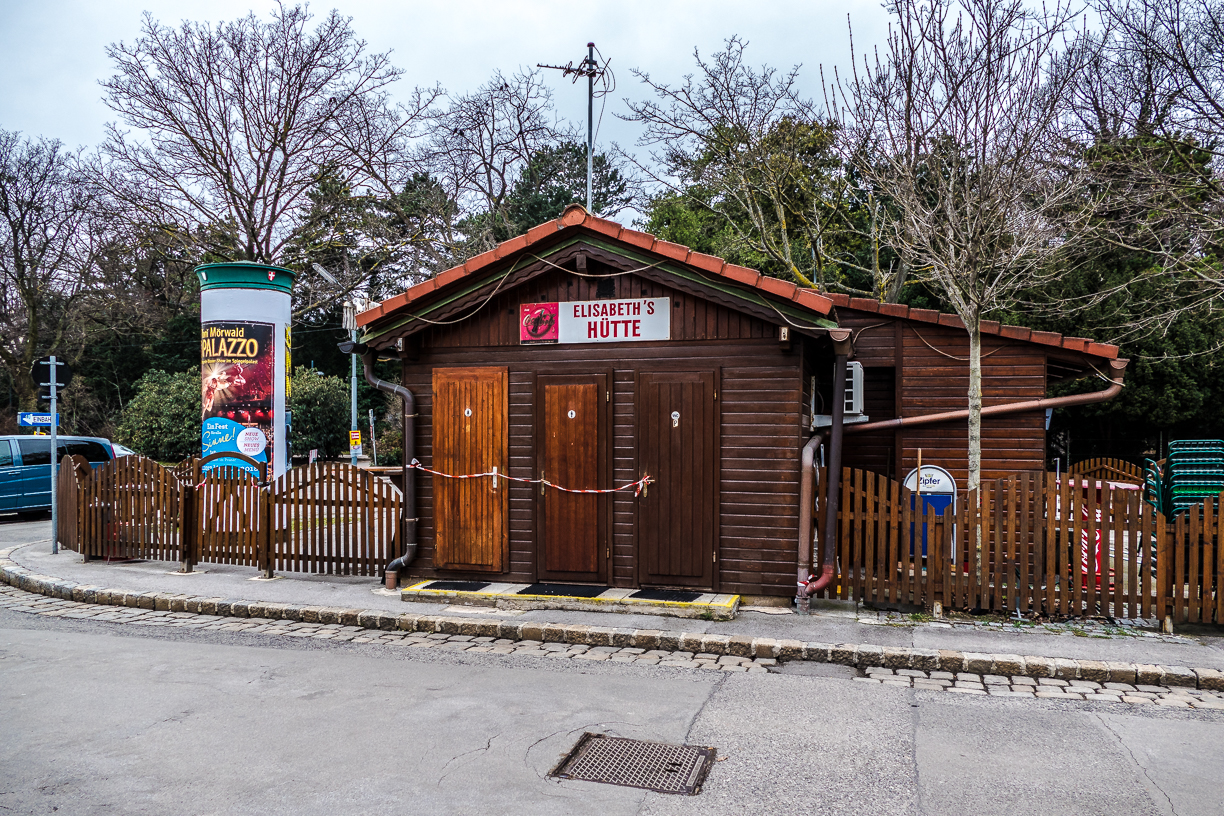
[714,390,718,400]
[607,389,610,403]
[606,547,611,558]
[713,551,717,563]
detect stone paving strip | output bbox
[3,547,1224,708]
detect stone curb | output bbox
[3,548,1221,692]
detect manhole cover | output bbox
[550,733,716,795]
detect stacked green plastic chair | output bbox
[1143,459,1164,513]
[1163,440,1224,516]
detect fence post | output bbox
[1156,510,1169,629]
[179,463,196,573]
[260,479,274,580]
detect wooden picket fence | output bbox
[1168,495,1224,625]
[1068,457,1144,485]
[58,457,402,578]
[815,467,1221,624]
[268,463,401,576]
[62,455,186,563]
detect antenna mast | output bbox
[538,42,608,213]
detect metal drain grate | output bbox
[550,733,716,795]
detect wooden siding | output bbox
[386,272,1086,597]
[399,267,804,597]
[837,309,1050,486]
[425,268,776,348]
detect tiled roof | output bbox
[355,204,835,328]
[355,204,1120,362]
[824,293,1120,360]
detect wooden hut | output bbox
[356,205,1124,600]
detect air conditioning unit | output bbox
[810,362,869,429]
[844,361,864,415]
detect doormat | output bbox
[422,581,491,592]
[517,583,608,598]
[550,732,716,795]
[630,589,703,603]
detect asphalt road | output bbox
[3,597,1223,815]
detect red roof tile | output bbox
[687,251,725,275]
[830,294,1118,360]
[494,234,528,259]
[356,204,834,330]
[354,204,1118,360]
[999,325,1031,341]
[722,264,761,286]
[757,276,798,300]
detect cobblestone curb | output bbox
[4,547,1221,692]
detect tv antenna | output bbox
[538,43,613,213]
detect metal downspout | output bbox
[799,329,853,607]
[795,429,827,610]
[361,352,418,589]
[843,358,1129,436]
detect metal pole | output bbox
[49,356,58,555]
[369,407,378,467]
[586,42,594,212]
[350,328,358,467]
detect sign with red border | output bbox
[519,298,669,344]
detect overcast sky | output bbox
[0,0,890,155]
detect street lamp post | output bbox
[343,300,359,467]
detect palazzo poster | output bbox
[201,321,274,474]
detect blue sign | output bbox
[905,466,958,559]
[18,412,59,427]
[202,416,267,478]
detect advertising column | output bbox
[196,261,296,478]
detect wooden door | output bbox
[636,371,718,588]
[537,374,607,583]
[432,367,508,572]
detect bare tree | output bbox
[624,39,899,297]
[833,0,1090,492]
[97,5,416,267]
[1064,0,1224,343]
[425,69,572,249]
[0,131,99,410]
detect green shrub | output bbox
[289,367,349,459]
[116,370,200,462]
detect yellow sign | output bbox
[349,429,363,457]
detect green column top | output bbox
[196,261,296,293]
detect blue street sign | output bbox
[17,412,59,427]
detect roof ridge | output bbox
[354,205,1119,361]
[823,292,1118,359]
[356,205,833,327]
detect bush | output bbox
[116,370,201,462]
[289,367,349,459]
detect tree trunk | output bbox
[967,318,982,580]
[967,321,982,494]
[13,372,37,412]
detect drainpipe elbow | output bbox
[805,563,836,595]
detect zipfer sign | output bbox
[519,297,670,344]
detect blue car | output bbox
[0,435,116,517]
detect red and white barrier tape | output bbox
[408,459,653,497]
